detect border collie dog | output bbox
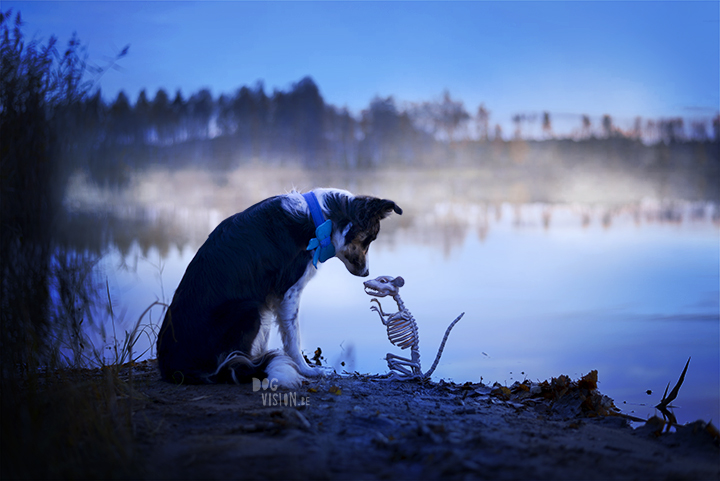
[157,188,402,388]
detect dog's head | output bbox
[323,193,402,277]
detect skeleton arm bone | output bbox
[369,298,392,325]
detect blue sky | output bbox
[6,1,719,132]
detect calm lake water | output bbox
[66,167,720,425]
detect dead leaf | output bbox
[578,370,598,391]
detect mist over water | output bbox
[61,165,720,426]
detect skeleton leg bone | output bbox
[385,352,422,379]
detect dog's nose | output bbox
[360,269,369,277]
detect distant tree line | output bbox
[68,76,718,181]
[84,77,436,176]
[101,78,720,149]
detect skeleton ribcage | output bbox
[386,312,419,350]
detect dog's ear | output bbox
[372,199,402,219]
[387,200,403,216]
[350,197,403,231]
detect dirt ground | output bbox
[127,361,719,481]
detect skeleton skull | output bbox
[363,275,405,298]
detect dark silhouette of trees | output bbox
[512,114,525,139]
[602,114,613,138]
[408,90,470,143]
[360,96,402,167]
[216,82,270,159]
[150,88,172,143]
[358,96,429,167]
[58,83,720,174]
[435,91,470,142]
[476,104,490,142]
[325,105,359,168]
[171,90,186,142]
[187,88,213,140]
[272,77,325,164]
[542,111,552,139]
[581,115,591,139]
[631,117,642,141]
[135,90,151,142]
[691,121,708,141]
[658,118,685,144]
[109,91,133,143]
[494,124,503,142]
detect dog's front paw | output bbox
[297,364,329,378]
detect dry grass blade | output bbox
[656,356,690,411]
[654,357,690,428]
[106,278,114,319]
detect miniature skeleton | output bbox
[363,275,464,381]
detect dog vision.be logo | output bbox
[252,378,310,407]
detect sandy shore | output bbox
[122,361,720,480]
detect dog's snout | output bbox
[352,267,369,277]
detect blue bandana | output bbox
[303,192,335,268]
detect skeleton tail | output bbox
[422,312,465,379]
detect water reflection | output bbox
[63,169,719,257]
[61,168,719,425]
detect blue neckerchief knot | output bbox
[303,192,335,268]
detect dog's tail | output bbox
[208,350,305,389]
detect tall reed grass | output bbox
[1,10,152,478]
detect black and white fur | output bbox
[157,188,402,388]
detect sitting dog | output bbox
[157,188,402,388]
